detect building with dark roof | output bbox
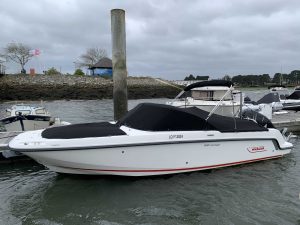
[89,57,112,77]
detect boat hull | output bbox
[23,139,290,176]
[282,104,300,111]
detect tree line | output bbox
[185,71,300,87]
[228,71,300,86]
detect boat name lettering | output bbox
[247,146,266,153]
[204,143,220,147]
[169,134,183,139]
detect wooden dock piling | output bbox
[111,9,128,121]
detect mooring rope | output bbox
[154,78,183,91]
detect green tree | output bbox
[74,68,85,76]
[222,75,231,81]
[289,70,300,84]
[259,74,270,85]
[273,73,281,84]
[273,73,289,85]
[1,42,33,73]
[45,67,60,75]
[232,75,244,85]
[184,74,195,81]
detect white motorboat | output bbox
[0,104,70,158]
[243,92,284,120]
[1,104,54,132]
[269,86,300,111]
[8,103,292,176]
[166,80,242,117]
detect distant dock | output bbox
[272,111,300,132]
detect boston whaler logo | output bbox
[247,146,267,153]
[169,134,183,140]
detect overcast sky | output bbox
[0,0,299,80]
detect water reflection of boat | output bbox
[9,103,292,176]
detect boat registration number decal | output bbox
[169,134,183,140]
[247,146,267,153]
[204,143,220,147]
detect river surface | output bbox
[0,99,300,225]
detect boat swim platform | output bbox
[272,111,300,132]
[0,131,32,163]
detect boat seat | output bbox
[42,122,126,139]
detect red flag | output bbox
[30,49,40,56]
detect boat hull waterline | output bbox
[11,131,291,176]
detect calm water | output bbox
[0,99,300,225]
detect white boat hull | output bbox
[8,102,293,176]
[21,134,291,176]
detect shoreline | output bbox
[0,74,181,101]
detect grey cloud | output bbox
[0,0,299,79]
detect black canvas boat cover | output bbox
[244,96,256,104]
[42,103,269,139]
[42,122,126,139]
[256,93,280,104]
[118,103,268,132]
[0,115,51,124]
[286,91,300,99]
[184,80,233,91]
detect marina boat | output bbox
[166,80,242,117]
[243,92,284,119]
[0,104,69,158]
[1,104,54,132]
[269,86,300,111]
[8,103,292,176]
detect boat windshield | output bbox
[15,110,31,115]
[177,89,232,101]
[191,90,231,101]
[270,89,291,99]
[35,109,46,115]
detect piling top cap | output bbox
[111,9,125,13]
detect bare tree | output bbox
[77,48,107,68]
[1,43,33,73]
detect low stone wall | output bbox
[0,74,182,101]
